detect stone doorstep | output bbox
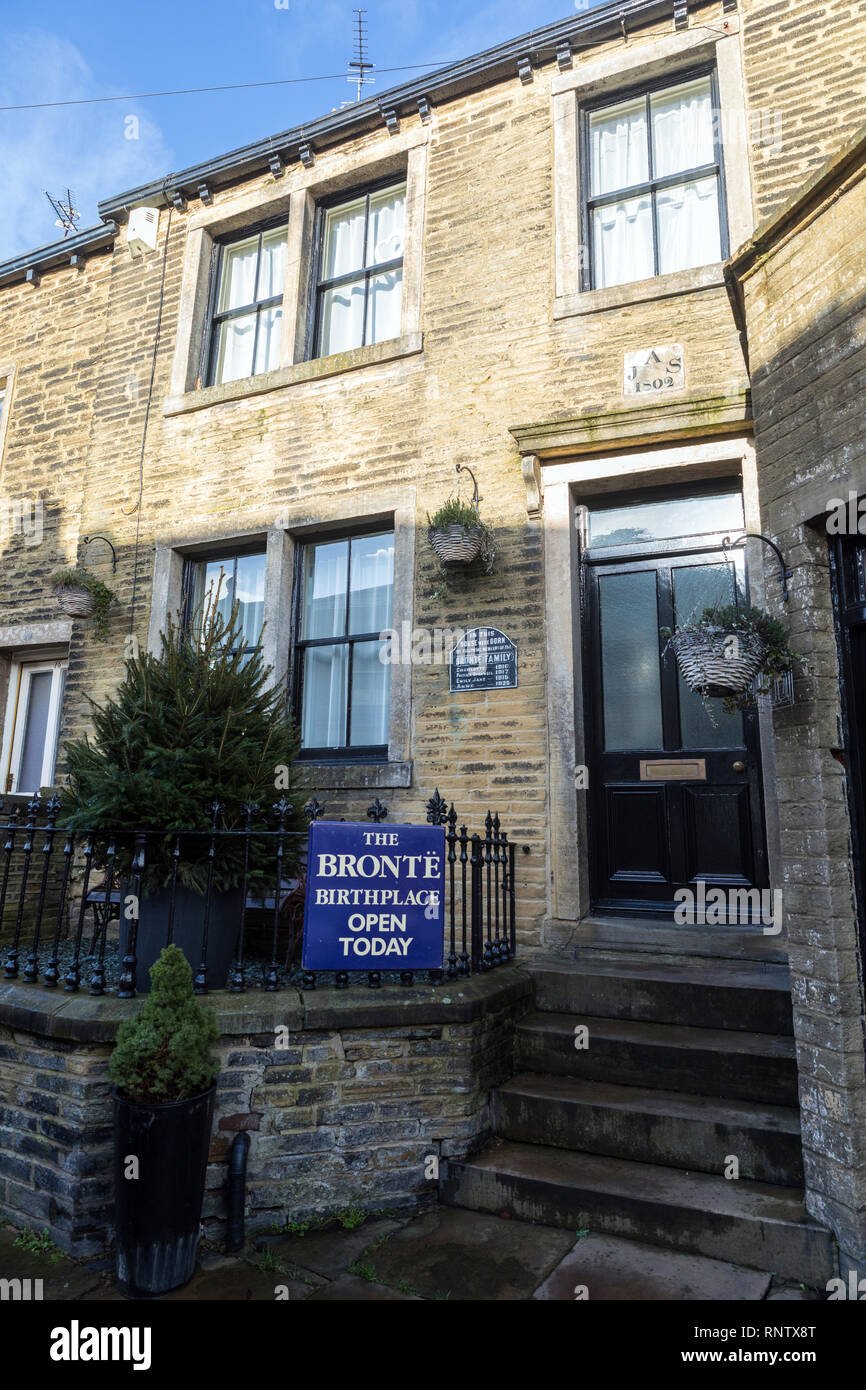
[0,965,532,1043]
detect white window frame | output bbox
[2,653,67,796]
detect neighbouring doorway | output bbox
[581,482,769,918]
[830,529,866,961]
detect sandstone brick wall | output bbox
[740,0,866,225]
[0,971,530,1257]
[0,0,750,949]
[735,152,866,1257]
[0,1025,113,1257]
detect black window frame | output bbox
[291,523,395,762]
[311,176,406,360]
[201,214,289,388]
[181,544,267,659]
[579,63,729,292]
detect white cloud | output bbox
[0,29,174,260]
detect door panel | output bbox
[585,544,768,917]
[605,785,670,883]
[681,784,755,883]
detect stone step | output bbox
[571,915,789,965]
[526,958,794,1034]
[515,1011,799,1105]
[532,1231,774,1301]
[440,1141,834,1284]
[494,1072,803,1186]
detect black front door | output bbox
[584,543,768,916]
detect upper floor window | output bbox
[315,182,405,358]
[0,379,6,426]
[583,71,726,291]
[185,549,266,656]
[294,529,394,757]
[206,223,287,386]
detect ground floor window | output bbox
[2,655,67,796]
[294,528,394,758]
[184,549,266,658]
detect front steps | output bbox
[495,1074,803,1185]
[516,1012,798,1105]
[441,955,834,1287]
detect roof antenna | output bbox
[348,8,375,103]
[44,189,79,238]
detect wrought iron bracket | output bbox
[82,534,118,573]
[721,532,792,603]
[455,462,480,508]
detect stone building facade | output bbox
[728,125,866,1268]
[2,0,866,1283]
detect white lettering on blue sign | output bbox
[302,822,446,972]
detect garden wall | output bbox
[0,969,530,1259]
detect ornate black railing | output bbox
[0,790,515,997]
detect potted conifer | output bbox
[60,595,308,991]
[110,945,219,1298]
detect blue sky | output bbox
[0,0,599,260]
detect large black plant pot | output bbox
[114,1084,216,1298]
[120,884,243,993]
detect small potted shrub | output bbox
[60,595,308,991]
[110,945,219,1298]
[664,603,795,711]
[51,565,115,641]
[427,495,486,565]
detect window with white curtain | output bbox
[295,530,395,756]
[583,71,726,291]
[185,550,266,657]
[206,221,288,385]
[314,183,405,358]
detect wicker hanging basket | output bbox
[671,625,767,699]
[53,584,97,618]
[427,523,483,566]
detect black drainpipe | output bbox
[225,1131,251,1253]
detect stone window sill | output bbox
[163,332,423,417]
[553,263,725,320]
[296,759,412,791]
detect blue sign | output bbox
[302,821,445,972]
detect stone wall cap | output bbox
[0,966,531,1041]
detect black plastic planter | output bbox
[114,1084,216,1298]
[119,884,243,993]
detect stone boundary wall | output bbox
[0,969,530,1259]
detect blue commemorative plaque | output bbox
[301,821,445,972]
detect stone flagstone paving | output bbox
[0,1211,821,1301]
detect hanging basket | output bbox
[427,523,483,566]
[53,584,96,619]
[671,626,767,699]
